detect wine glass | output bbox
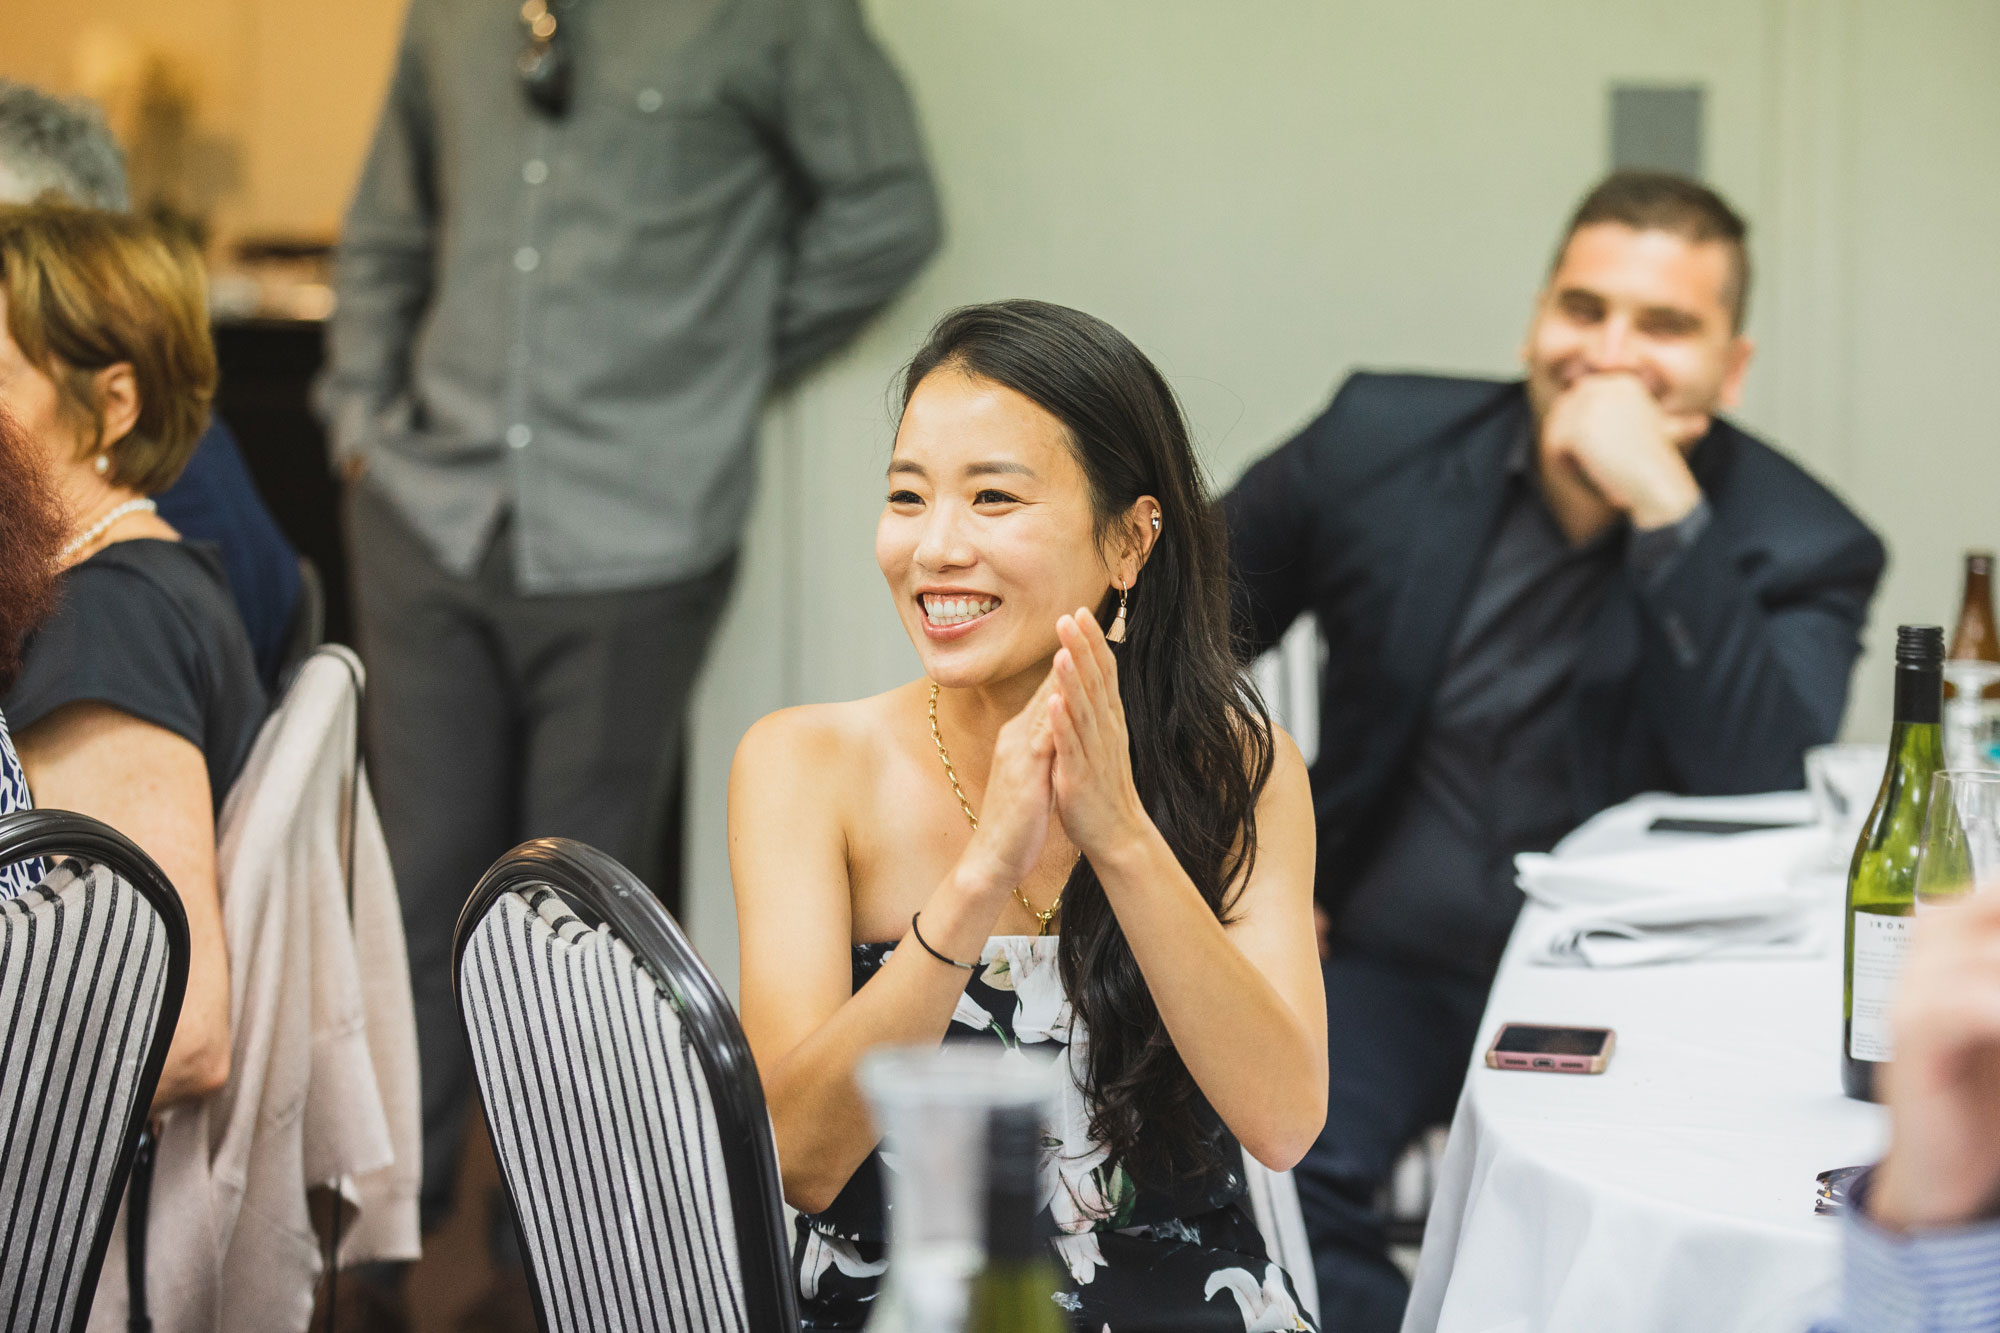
[1914,770,2000,907]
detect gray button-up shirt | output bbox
[320,0,941,593]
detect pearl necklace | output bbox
[60,498,157,561]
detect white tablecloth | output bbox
[1403,803,1889,1333]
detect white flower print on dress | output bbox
[979,939,1125,1286]
[1203,1263,1309,1331]
[1052,1230,1107,1287]
[995,937,1072,1046]
[799,1228,887,1300]
[952,988,999,1036]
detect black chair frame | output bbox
[452,837,800,1333]
[0,810,189,1333]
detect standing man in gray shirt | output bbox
[320,0,938,1308]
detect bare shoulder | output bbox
[1266,722,1308,783]
[1248,720,1312,857]
[731,681,931,802]
[730,684,930,920]
[731,701,850,778]
[736,686,911,767]
[1227,706,1308,791]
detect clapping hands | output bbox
[1047,607,1147,859]
[957,607,1149,901]
[958,668,1061,897]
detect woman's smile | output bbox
[919,587,1003,638]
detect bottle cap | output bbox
[1897,624,1945,666]
[982,1104,1046,1260]
[1969,551,1994,574]
[986,1104,1043,1189]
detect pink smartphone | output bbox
[1484,1022,1616,1074]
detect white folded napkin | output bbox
[1525,892,1819,967]
[1516,825,1825,967]
[1516,826,1822,910]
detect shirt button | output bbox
[514,246,540,273]
[636,88,664,113]
[506,424,533,450]
[522,159,549,185]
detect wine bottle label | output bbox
[1850,911,1912,1062]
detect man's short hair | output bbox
[0,202,216,494]
[1556,171,1751,332]
[0,81,130,211]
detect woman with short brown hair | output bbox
[0,201,216,490]
[0,201,264,1106]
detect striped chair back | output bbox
[454,839,798,1333]
[0,811,189,1333]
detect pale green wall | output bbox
[685,0,2000,988]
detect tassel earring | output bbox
[1107,582,1129,643]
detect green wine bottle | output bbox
[966,1106,1067,1333]
[1842,623,1945,1102]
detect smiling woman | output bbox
[729,300,1327,1331]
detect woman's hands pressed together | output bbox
[947,607,1150,912]
[957,666,1062,901]
[1047,607,1151,861]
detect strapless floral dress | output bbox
[794,935,1317,1332]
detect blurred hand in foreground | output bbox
[1871,886,2000,1231]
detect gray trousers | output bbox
[345,480,734,1230]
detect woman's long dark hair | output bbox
[901,300,1276,1183]
[0,409,64,695]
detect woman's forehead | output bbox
[892,369,1075,479]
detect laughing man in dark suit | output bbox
[1223,172,1886,1332]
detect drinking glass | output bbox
[1914,769,2000,907]
[858,1046,1055,1333]
[1807,742,1890,870]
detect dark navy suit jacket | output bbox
[1224,373,1887,911]
[154,417,302,692]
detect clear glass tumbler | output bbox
[858,1046,1055,1333]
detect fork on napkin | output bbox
[1515,826,1827,967]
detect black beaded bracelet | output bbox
[910,911,977,970]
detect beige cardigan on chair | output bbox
[90,646,421,1332]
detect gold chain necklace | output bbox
[927,681,1064,935]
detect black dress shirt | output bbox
[1335,432,1708,977]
